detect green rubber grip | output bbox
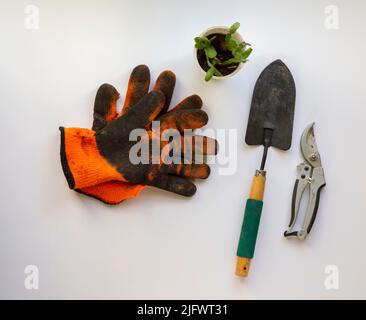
[236,199,264,259]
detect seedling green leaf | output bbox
[205,46,217,59]
[241,47,253,60]
[205,66,215,81]
[194,36,210,49]
[229,22,240,34]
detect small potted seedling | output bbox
[194,22,253,81]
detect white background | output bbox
[1,0,365,299]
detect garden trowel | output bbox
[235,60,296,277]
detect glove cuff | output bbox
[59,127,124,189]
[79,181,145,204]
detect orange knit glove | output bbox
[60,66,217,201]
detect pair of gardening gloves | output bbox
[60,65,218,204]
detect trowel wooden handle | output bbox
[235,170,266,277]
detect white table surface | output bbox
[1,0,365,299]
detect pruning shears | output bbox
[284,123,326,240]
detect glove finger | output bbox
[160,135,218,164]
[159,109,208,132]
[153,71,176,114]
[92,84,120,131]
[121,91,165,130]
[147,174,197,196]
[169,94,202,112]
[121,65,150,115]
[164,163,210,179]
[155,95,202,123]
[181,135,218,157]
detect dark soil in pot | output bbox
[196,33,240,76]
